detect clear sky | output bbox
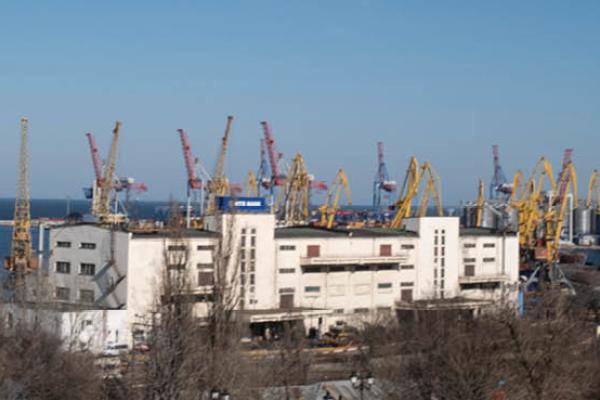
[0,0,598,205]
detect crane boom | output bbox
[97,121,121,218]
[214,116,233,180]
[206,116,233,214]
[319,169,352,229]
[261,121,283,186]
[475,179,485,227]
[177,129,202,190]
[86,133,103,184]
[586,170,598,209]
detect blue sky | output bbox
[0,0,598,205]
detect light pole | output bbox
[210,388,230,400]
[350,371,374,400]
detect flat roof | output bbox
[460,227,517,237]
[274,226,418,239]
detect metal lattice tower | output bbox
[489,144,508,200]
[373,141,396,208]
[10,117,33,294]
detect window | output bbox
[401,244,415,249]
[197,263,213,269]
[328,266,345,272]
[400,289,413,302]
[400,282,414,287]
[465,265,475,276]
[250,248,256,259]
[461,282,500,291]
[80,289,94,303]
[354,265,371,272]
[400,264,414,270]
[377,282,392,289]
[80,263,95,276]
[307,245,320,257]
[375,264,397,271]
[483,257,496,263]
[333,309,345,314]
[464,243,476,248]
[197,245,215,251]
[302,266,324,273]
[167,263,185,271]
[167,245,186,251]
[56,287,70,301]
[56,261,71,274]
[304,286,320,293]
[463,258,476,263]
[56,241,71,248]
[379,244,392,257]
[279,288,295,294]
[198,271,214,286]
[249,274,255,285]
[80,242,96,250]
[279,245,296,251]
[483,243,496,248]
[354,308,369,313]
[250,236,256,247]
[279,268,295,274]
[251,228,256,234]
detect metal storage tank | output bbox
[480,205,498,229]
[574,208,593,235]
[461,204,477,227]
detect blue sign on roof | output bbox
[216,196,268,212]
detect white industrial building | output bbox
[41,209,520,347]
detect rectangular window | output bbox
[167,244,186,251]
[483,243,496,248]
[463,243,476,248]
[400,264,414,270]
[56,261,71,274]
[196,263,213,270]
[251,228,256,234]
[354,265,371,272]
[354,308,369,313]
[79,263,95,276]
[333,309,345,314]
[441,247,445,256]
[307,245,321,257]
[483,257,496,263]
[400,289,413,302]
[250,248,256,260]
[302,266,324,273]
[279,245,296,251]
[250,236,256,247]
[241,236,246,247]
[197,245,215,251]
[56,241,71,248]
[279,268,295,274]
[401,244,415,249]
[56,287,70,301]
[463,258,476,263]
[442,236,445,245]
[465,265,475,276]
[279,287,295,294]
[400,282,414,287]
[434,247,438,256]
[249,274,255,285]
[375,264,397,271]
[198,271,214,286]
[304,286,321,293]
[80,242,96,250]
[328,266,345,272]
[79,289,94,303]
[377,282,392,289]
[379,244,392,257]
[441,258,445,267]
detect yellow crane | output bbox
[96,121,122,223]
[275,154,310,225]
[245,170,258,197]
[509,170,525,209]
[319,169,351,229]
[585,169,599,212]
[475,179,485,227]
[416,162,444,218]
[206,116,233,214]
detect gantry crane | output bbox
[475,179,485,227]
[206,116,234,214]
[177,128,210,227]
[261,121,285,191]
[96,121,123,224]
[319,169,352,229]
[275,154,310,225]
[373,141,397,208]
[5,118,37,299]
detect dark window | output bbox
[197,245,215,251]
[80,263,95,276]
[400,289,413,302]
[379,244,392,257]
[328,266,345,272]
[463,243,476,248]
[249,274,255,285]
[197,263,213,269]
[80,242,96,250]
[80,289,94,303]
[56,287,70,301]
[198,271,214,286]
[280,294,294,309]
[302,266,324,273]
[167,264,186,271]
[279,268,295,274]
[354,265,371,272]
[279,288,295,294]
[463,257,476,263]
[377,282,392,289]
[354,308,369,313]
[375,264,397,271]
[401,244,415,249]
[461,282,500,291]
[483,257,496,263]
[304,286,320,293]
[167,245,186,251]
[307,245,320,257]
[56,241,71,248]
[56,261,71,274]
[465,265,475,276]
[400,264,414,270]
[400,282,414,287]
[250,236,256,247]
[279,245,296,251]
[483,243,496,248]
[250,248,256,259]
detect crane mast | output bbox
[257,138,271,194]
[206,116,233,214]
[261,121,283,188]
[489,144,509,200]
[373,141,396,208]
[177,129,202,191]
[8,118,33,297]
[475,179,485,227]
[319,169,352,229]
[97,121,122,221]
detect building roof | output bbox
[274,225,418,239]
[460,227,517,237]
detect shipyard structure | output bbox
[41,202,519,348]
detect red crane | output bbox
[86,133,103,186]
[261,121,284,187]
[177,129,202,190]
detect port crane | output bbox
[261,121,285,192]
[257,138,272,194]
[245,171,258,197]
[319,169,352,229]
[275,154,310,225]
[373,141,397,208]
[585,169,599,213]
[95,121,125,224]
[416,162,443,218]
[475,179,485,227]
[489,145,510,200]
[206,116,234,214]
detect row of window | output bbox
[56,241,96,249]
[167,245,215,251]
[463,257,496,263]
[303,281,414,294]
[301,264,414,274]
[279,243,415,253]
[55,287,94,303]
[56,261,95,276]
[463,243,496,248]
